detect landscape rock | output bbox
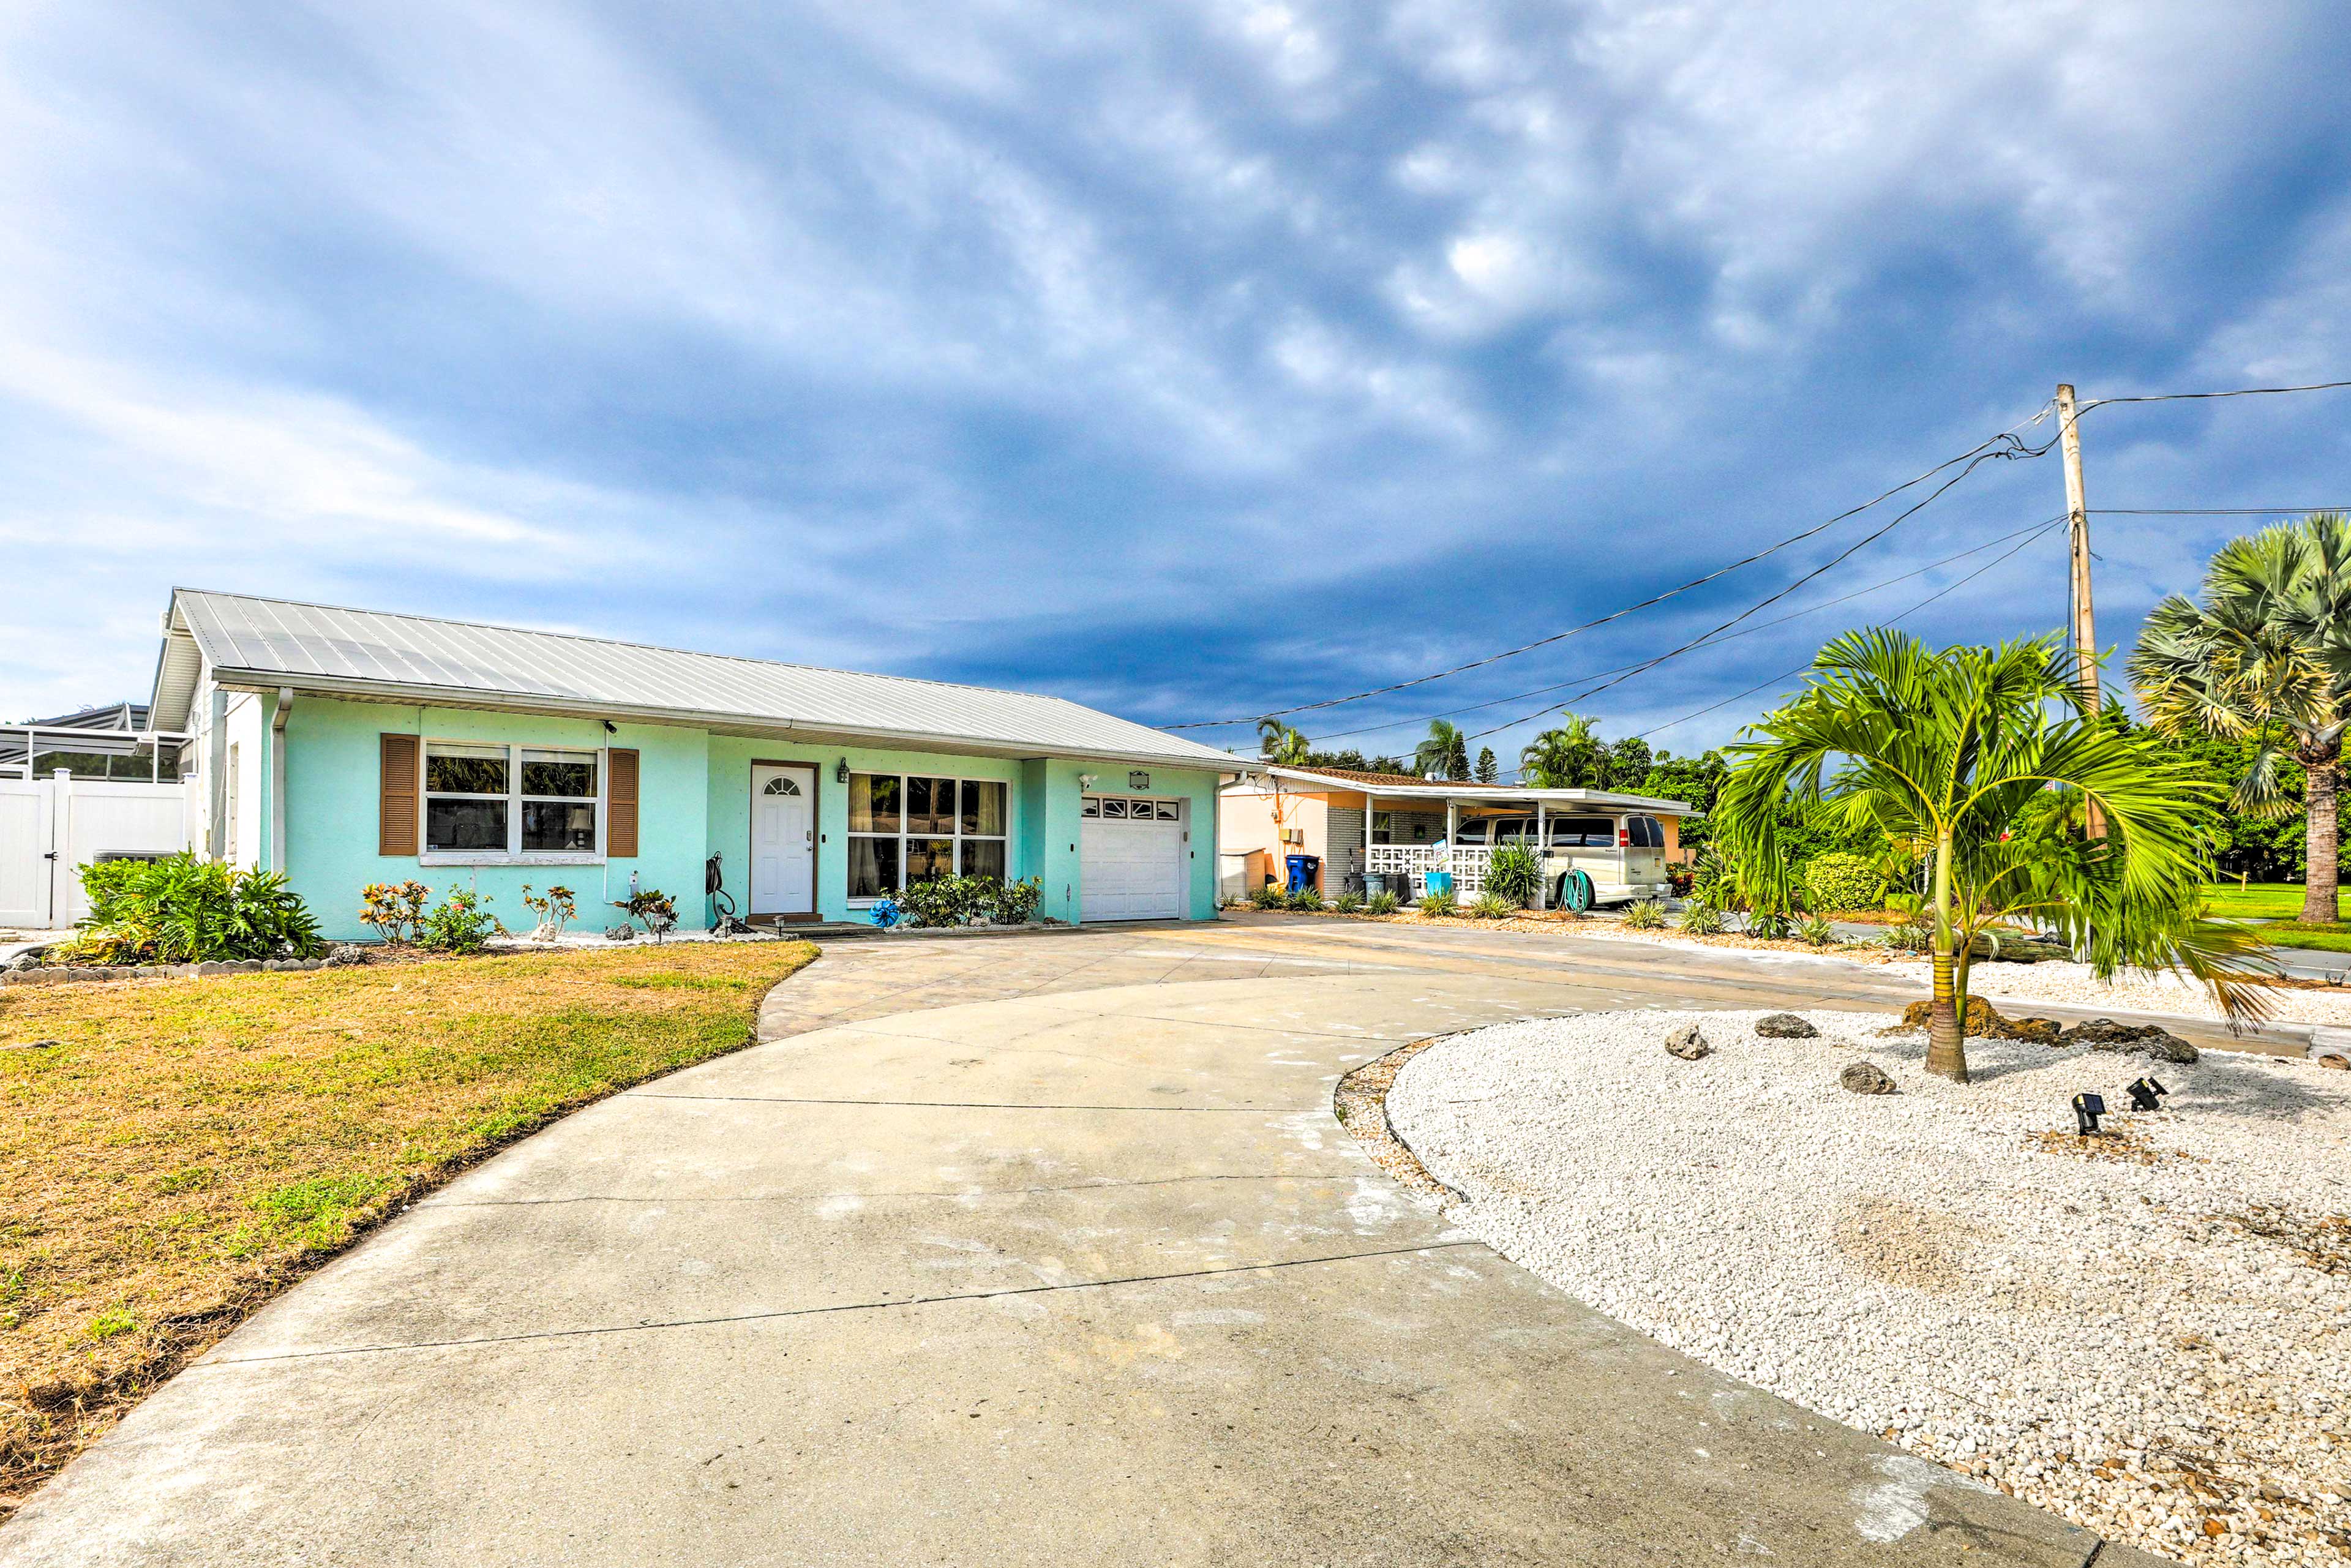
[1663,1024,1711,1060]
[2319,1052,2350,1071]
[1839,1060,1897,1095]
[2000,1016,2064,1045]
[1753,1012,1818,1039]
[321,947,369,968]
[604,925,637,942]
[2059,1018,2199,1062]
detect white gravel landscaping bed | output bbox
[1899,958,2351,1029]
[1387,1008,2351,1564]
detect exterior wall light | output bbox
[835,758,849,784]
[1078,773,1098,790]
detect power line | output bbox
[1167,411,2058,730]
[2078,378,2351,413]
[1296,515,2063,747]
[2090,507,2351,517]
[1459,439,2049,744]
[1614,514,2069,749]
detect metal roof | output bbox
[1242,764,1691,816]
[152,590,1243,771]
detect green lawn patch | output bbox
[0,939,817,1515]
[2249,923,2351,954]
[2202,882,2345,921]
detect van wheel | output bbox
[1556,869,1595,913]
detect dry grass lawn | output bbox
[0,939,817,1515]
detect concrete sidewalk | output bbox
[1,923,2160,1566]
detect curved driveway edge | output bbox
[1,922,2156,1565]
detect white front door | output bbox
[750,764,816,917]
[1079,795,1185,922]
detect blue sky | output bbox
[5,2,2350,771]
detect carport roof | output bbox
[1247,764,1691,816]
[149,589,1244,771]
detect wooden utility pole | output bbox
[2056,383,2105,838]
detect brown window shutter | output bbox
[608,748,640,857]
[380,734,419,856]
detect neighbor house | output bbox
[148,591,1242,940]
[1220,765,1689,909]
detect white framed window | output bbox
[846,771,1008,900]
[422,741,602,861]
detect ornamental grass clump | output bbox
[1623,898,1667,930]
[1250,883,1285,910]
[1468,890,1513,920]
[1485,842,1543,908]
[1366,890,1400,915]
[1417,890,1458,918]
[1286,886,1325,912]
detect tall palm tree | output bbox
[1519,714,1604,788]
[1415,720,1469,781]
[2129,514,2351,925]
[1716,630,2267,1082]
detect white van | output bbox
[1452,812,1673,908]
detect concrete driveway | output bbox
[3,918,2156,1566]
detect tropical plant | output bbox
[1799,913,1835,947]
[1468,890,1513,920]
[991,876,1044,925]
[359,880,430,945]
[1800,852,1884,913]
[1413,720,1471,781]
[61,853,323,964]
[611,887,679,941]
[2130,514,2351,925]
[1366,890,1400,915]
[1474,746,1498,784]
[519,883,577,942]
[1332,891,1364,913]
[1485,842,1543,908]
[896,874,991,928]
[1256,718,1311,767]
[1623,898,1667,930]
[1250,882,1286,910]
[1744,910,1796,941]
[1518,715,1606,789]
[418,887,504,953]
[1286,885,1325,912]
[1717,629,2270,1082]
[1678,904,1726,936]
[1416,889,1458,917]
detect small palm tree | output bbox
[1717,629,2268,1081]
[1415,720,1469,781]
[1256,718,1310,767]
[2129,514,2351,926]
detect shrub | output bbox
[1250,882,1286,910]
[359,880,430,945]
[1799,914,1835,946]
[1468,890,1513,920]
[1882,921,1931,953]
[1800,852,1883,913]
[1417,890,1458,918]
[418,887,504,953]
[991,876,1044,925]
[519,884,577,942]
[1366,890,1400,915]
[610,887,679,941]
[1679,904,1726,936]
[1745,910,1795,941]
[1623,898,1667,930]
[61,853,323,965]
[896,874,989,929]
[1332,892,1364,913]
[1485,842,1542,908]
[1287,886,1325,912]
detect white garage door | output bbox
[1080,796,1184,922]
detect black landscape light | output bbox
[2128,1078,2169,1112]
[2072,1092,2107,1136]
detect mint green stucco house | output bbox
[148,591,1240,941]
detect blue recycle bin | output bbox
[1284,853,1321,893]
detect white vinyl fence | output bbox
[0,772,195,929]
